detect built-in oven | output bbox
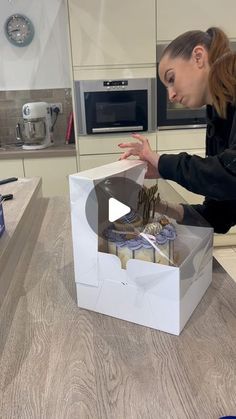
[156,44,206,130]
[74,78,156,135]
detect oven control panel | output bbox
[103,80,128,89]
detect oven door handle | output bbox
[92,126,143,133]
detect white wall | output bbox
[0,0,71,90]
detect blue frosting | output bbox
[155,233,168,245]
[105,221,177,250]
[164,224,175,232]
[103,228,117,241]
[140,236,154,249]
[161,227,176,240]
[116,237,127,247]
[125,237,142,250]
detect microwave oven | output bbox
[74,78,156,135]
[156,45,206,130]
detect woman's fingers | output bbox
[118,142,140,149]
[119,148,138,160]
[119,151,132,160]
[118,133,151,161]
[131,133,148,143]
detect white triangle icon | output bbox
[108,198,131,222]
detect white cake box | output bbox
[69,160,213,335]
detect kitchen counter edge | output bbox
[0,144,76,160]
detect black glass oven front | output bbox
[84,90,147,134]
[74,78,156,135]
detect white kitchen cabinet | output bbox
[79,153,120,170]
[23,157,77,197]
[0,159,24,179]
[157,129,206,205]
[68,0,156,68]
[213,226,236,246]
[156,0,236,41]
[157,128,206,151]
[157,129,206,203]
[158,148,205,205]
[78,132,157,155]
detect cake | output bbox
[104,219,176,269]
[113,210,143,239]
[103,184,177,268]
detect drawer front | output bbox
[79,154,119,170]
[78,133,157,155]
[0,159,24,178]
[157,129,206,151]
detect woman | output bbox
[119,27,236,233]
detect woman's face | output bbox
[158,47,211,108]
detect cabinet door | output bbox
[157,129,206,152]
[159,149,205,204]
[214,226,236,246]
[68,0,156,67]
[79,133,157,155]
[79,154,119,170]
[23,157,77,197]
[157,129,206,204]
[0,159,24,179]
[157,0,236,41]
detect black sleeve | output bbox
[180,198,236,234]
[158,151,236,201]
[158,105,236,201]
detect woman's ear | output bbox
[192,45,207,68]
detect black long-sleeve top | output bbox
[158,104,236,233]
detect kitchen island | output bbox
[0,192,236,418]
[0,144,78,197]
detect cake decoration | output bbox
[137,184,160,224]
[103,183,176,268]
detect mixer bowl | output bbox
[23,118,47,145]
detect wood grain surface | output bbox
[0,197,236,419]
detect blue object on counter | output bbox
[0,196,5,237]
[0,177,17,185]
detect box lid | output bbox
[70,159,147,182]
[69,160,148,286]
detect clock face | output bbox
[4,14,34,47]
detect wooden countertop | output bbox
[0,196,236,418]
[0,177,43,307]
[0,144,76,159]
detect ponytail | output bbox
[207,27,236,118]
[206,27,230,65]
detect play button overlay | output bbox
[108,198,131,222]
[85,176,146,239]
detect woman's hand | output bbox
[118,133,161,178]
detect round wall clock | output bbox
[4,14,35,47]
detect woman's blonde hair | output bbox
[161,27,236,118]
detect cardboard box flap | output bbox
[70,159,147,182]
[69,160,147,287]
[70,177,99,286]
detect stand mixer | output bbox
[16,102,53,150]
